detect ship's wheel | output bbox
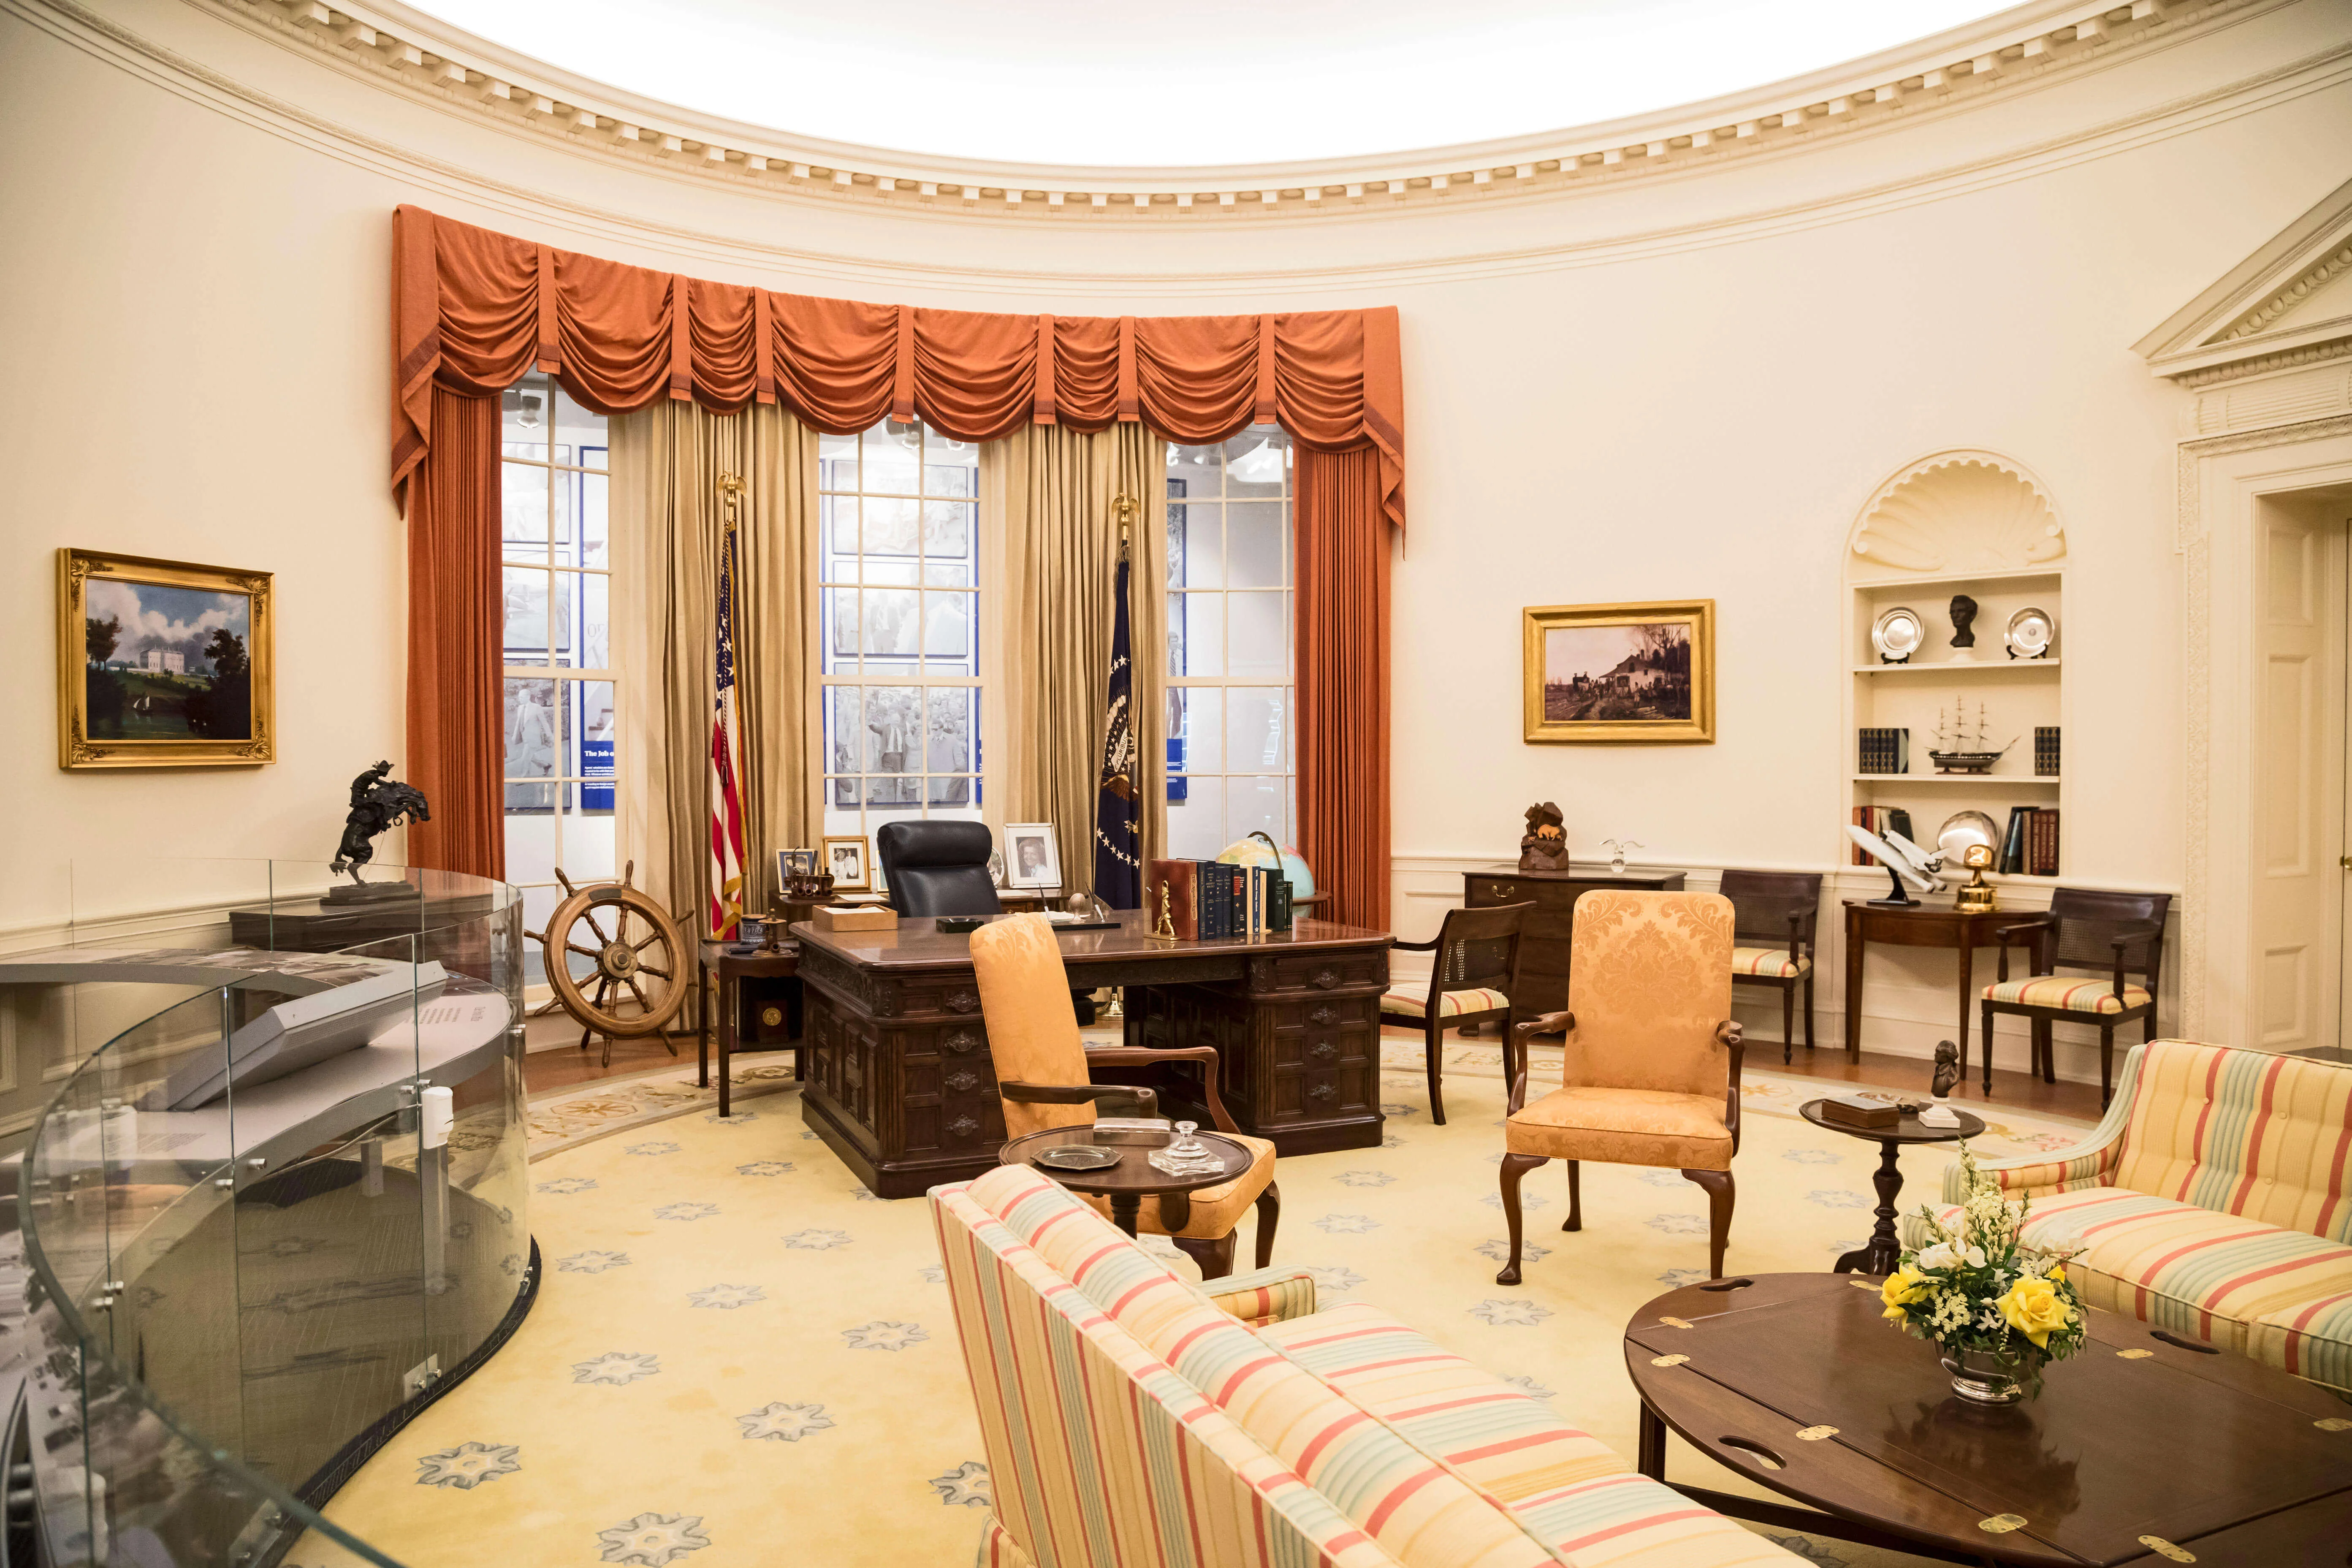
[528,863,690,1066]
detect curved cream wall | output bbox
[4,0,2348,1065]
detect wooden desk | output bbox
[1463,863,1688,1024]
[1840,901,2016,1069]
[695,941,802,1118]
[793,910,1392,1197]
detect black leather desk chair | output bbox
[877,821,1004,918]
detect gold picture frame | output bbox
[58,548,275,770]
[822,834,873,893]
[1523,599,1714,744]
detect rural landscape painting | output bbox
[1523,600,1714,744]
[59,550,274,768]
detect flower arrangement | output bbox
[1880,1143,2086,1401]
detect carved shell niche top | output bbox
[1850,454,2064,577]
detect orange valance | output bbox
[390,206,1404,530]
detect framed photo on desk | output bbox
[822,835,871,892]
[1004,822,1062,889]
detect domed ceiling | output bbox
[409,0,2014,167]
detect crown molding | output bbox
[110,0,2311,223]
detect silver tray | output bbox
[1034,1144,1122,1171]
[1872,606,1925,663]
[2005,605,2054,659]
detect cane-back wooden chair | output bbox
[1980,888,2171,1108]
[1380,902,1533,1125]
[1718,870,1820,1065]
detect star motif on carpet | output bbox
[1645,1213,1707,1235]
[1638,1169,1685,1188]
[851,1187,881,1202]
[559,1250,631,1274]
[1500,1374,1556,1400]
[737,1402,834,1442]
[1310,1213,1381,1234]
[537,1177,598,1195]
[626,1141,681,1156]
[1378,1103,1419,1118]
[572,1352,659,1386]
[928,1460,991,1508]
[499,1252,525,1276]
[736,1161,795,1176]
[1305,1265,1365,1294]
[1657,1268,1707,1288]
[917,1264,946,1284]
[1806,1189,1869,1209]
[596,1511,711,1565]
[842,1320,928,1352]
[1468,1298,1554,1327]
[704,1110,757,1124]
[1473,1238,1549,1263]
[414,1440,520,1490]
[1782,1148,1840,1165]
[783,1229,851,1250]
[1763,1532,1853,1566]
[655,1202,719,1222]
[1381,1134,1408,1149]
[1478,1191,1548,1210]
[1333,1170,1396,1188]
[688,1283,767,1310]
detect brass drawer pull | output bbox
[948,1116,979,1138]
[1309,1005,1337,1026]
[943,1031,981,1055]
[1307,1082,1335,1101]
[1311,968,1340,989]
[945,1071,979,1093]
[1309,1041,1336,1061]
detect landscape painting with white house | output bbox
[1542,621,1693,724]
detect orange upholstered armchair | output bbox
[1494,889,1744,1286]
[969,914,1279,1279]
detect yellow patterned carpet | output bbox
[291,1046,2092,1568]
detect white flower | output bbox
[1915,1240,1986,1272]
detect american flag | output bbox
[707,477,748,938]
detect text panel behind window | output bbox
[499,373,612,985]
[1167,428,1293,860]
[818,420,983,868]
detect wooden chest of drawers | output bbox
[1461,864,1688,1023]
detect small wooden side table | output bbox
[999,1126,1252,1240]
[696,940,801,1118]
[1840,901,2020,1074]
[1799,1099,1985,1275]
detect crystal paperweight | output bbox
[1147,1120,1226,1177]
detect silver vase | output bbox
[1938,1344,2027,1404]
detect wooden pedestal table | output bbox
[1625,1272,2352,1565]
[1000,1126,1253,1241]
[1799,1099,1985,1276]
[696,941,802,1118]
[1842,902,2018,1077]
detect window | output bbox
[499,373,613,982]
[1164,429,1294,858]
[817,420,985,864]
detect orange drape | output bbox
[403,385,504,879]
[1296,447,1392,930]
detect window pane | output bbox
[1166,503,1188,589]
[925,456,976,498]
[504,678,559,779]
[819,431,859,490]
[503,782,559,878]
[865,495,920,556]
[926,687,974,773]
[923,499,974,558]
[579,472,609,567]
[1166,776,1224,860]
[550,470,577,564]
[824,685,861,773]
[1175,594,1224,677]
[1224,429,1287,497]
[868,422,922,494]
[549,569,577,666]
[1167,444,1221,499]
[1169,687,1223,774]
[1226,502,1285,589]
[861,588,918,658]
[553,383,607,470]
[927,776,974,807]
[865,776,921,807]
[579,573,610,671]
[923,592,974,669]
[1227,776,1286,844]
[562,790,618,881]
[501,464,548,559]
[829,778,860,809]
[500,374,549,456]
[922,561,971,588]
[503,568,549,663]
[1181,510,1224,589]
[822,585,857,670]
[863,686,920,773]
[1228,591,1285,679]
[1227,688,1288,773]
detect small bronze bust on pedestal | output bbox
[1518,801,1570,872]
[326,760,431,902]
[1948,594,1979,649]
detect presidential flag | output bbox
[1093,544,1141,907]
[707,482,748,938]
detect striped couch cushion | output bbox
[2250,1292,2352,1395]
[1980,977,2151,1014]
[932,1177,1402,1568]
[958,1167,1560,1568]
[1922,1185,2352,1389]
[1728,947,1809,979]
[2111,1041,2352,1244]
[1381,983,1512,1020]
[1260,1305,1799,1566]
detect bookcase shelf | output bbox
[1850,659,2059,676]
[1853,774,2060,787]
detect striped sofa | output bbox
[1907,1039,2352,1395]
[933,1164,1799,1568]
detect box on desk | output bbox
[813,904,899,933]
[1815,1092,1899,1130]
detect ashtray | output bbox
[1034,1145,1121,1171]
[935,916,987,934]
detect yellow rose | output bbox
[1881,1265,1929,1322]
[1998,1275,2074,1349]
[2048,1263,2066,1284]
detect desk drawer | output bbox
[1259,952,1386,995]
[1272,1063,1370,1121]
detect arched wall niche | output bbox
[1847,450,2067,581]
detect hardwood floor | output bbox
[1752,1042,2106,1123]
[520,1007,699,1093]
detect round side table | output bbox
[1797,1099,1985,1276]
[1000,1126,1251,1237]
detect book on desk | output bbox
[1145,859,1293,940]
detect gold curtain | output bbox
[612,401,816,938]
[995,425,1166,901]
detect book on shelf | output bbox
[2029,809,2061,876]
[2000,806,2032,874]
[1848,806,1919,864]
[1858,727,1910,775]
[2035,726,2061,778]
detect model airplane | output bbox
[1845,823,1947,908]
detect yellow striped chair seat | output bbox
[1379,982,1511,1020]
[1981,976,2151,1014]
[1729,946,1809,979]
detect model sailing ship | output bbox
[1929,700,2016,775]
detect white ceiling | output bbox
[407,0,2017,168]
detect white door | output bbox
[2251,500,2347,1054]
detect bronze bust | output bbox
[1948,594,1979,649]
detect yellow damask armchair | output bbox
[969,914,1279,1279]
[1494,889,1744,1285]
